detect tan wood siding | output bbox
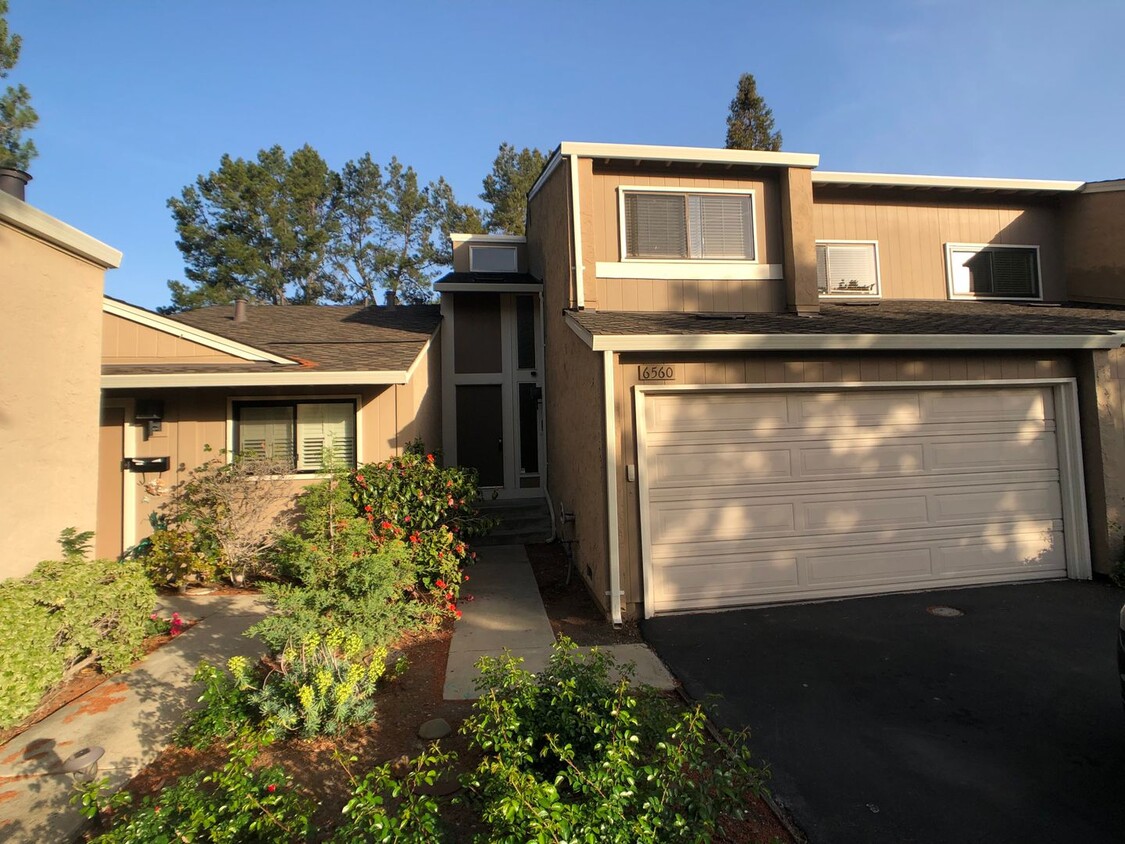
[1063,190,1125,305]
[528,161,610,614]
[102,312,248,363]
[613,351,1075,617]
[812,192,1065,301]
[584,164,784,313]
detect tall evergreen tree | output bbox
[0,0,38,171]
[167,145,341,309]
[481,143,547,235]
[724,73,782,152]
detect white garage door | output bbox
[640,386,1071,614]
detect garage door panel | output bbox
[927,434,1058,473]
[648,444,792,486]
[806,547,934,585]
[920,387,1051,424]
[642,385,1071,614]
[934,529,1066,575]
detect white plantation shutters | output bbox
[234,400,357,472]
[817,243,879,296]
[296,403,357,471]
[624,191,755,260]
[237,406,294,464]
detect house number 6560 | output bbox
[638,365,675,381]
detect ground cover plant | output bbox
[0,529,156,728]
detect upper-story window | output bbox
[622,189,756,261]
[817,241,880,298]
[946,244,1041,300]
[469,245,518,273]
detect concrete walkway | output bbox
[443,544,674,699]
[0,593,268,844]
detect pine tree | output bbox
[0,0,38,171]
[724,73,782,152]
[481,143,547,236]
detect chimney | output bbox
[233,298,248,323]
[0,168,31,201]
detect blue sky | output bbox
[8,1,1124,309]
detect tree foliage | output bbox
[724,72,782,152]
[480,142,547,236]
[169,147,484,309]
[0,0,38,171]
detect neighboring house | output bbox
[8,142,1125,626]
[0,191,122,579]
[97,299,440,557]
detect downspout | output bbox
[603,351,623,626]
[568,154,585,309]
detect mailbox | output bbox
[122,457,170,473]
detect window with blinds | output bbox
[624,191,754,260]
[816,242,880,297]
[234,400,357,472]
[948,245,1040,299]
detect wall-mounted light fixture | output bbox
[134,399,164,440]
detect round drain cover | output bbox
[926,605,964,618]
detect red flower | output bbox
[455,543,465,555]
[462,574,469,582]
[409,532,420,544]
[426,453,435,463]
[435,578,446,589]
[380,520,394,531]
[446,480,453,488]
[404,515,411,523]
[355,473,366,485]
[364,504,373,513]
[455,610,462,619]
[447,497,455,506]
[267,784,277,793]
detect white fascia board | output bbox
[563,315,1125,352]
[434,283,543,293]
[813,171,1084,193]
[527,146,567,201]
[0,191,123,268]
[403,330,438,382]
[557,142,820,170]
[450,233,526,243]
[102,369,409,388]
[102,298,295,364]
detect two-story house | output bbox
[24,141,1122,623]
[442,144,1125,622]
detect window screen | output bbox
[469,245,518,273]
[235,400,356,472]
[817,243,879,296]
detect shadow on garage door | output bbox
[642,580,1125,844]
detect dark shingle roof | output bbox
[435,272,541,286]
[571,300,1125,338]
[170,304,441,371]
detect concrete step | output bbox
[473,498,552,546]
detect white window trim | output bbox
[616,185,760,265]
[945,242,1044,302]
[817,239,882,300]
[224,393,363,479]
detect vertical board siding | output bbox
[812,193,1065,301]
[102,312,248,363]
[585,164,784,314]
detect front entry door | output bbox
[455,384,504,486]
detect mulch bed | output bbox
[77,543,794,842]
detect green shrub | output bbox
[460,639,767,844]
[332,746,453,843]
[76,729,313,843]
[137,527,215,591]
[175,660,258,749]
[239,629,388,739]
[0,535,157,728]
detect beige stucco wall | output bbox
[612,350,1077,617]
[812,189,1066,301]
[1062,189,1125,306]
[0,221,113,578]
[528,160,610,611]
[582,160,786,313]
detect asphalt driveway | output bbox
[642,581,1125,844]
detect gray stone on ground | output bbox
[418,717,451,740]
